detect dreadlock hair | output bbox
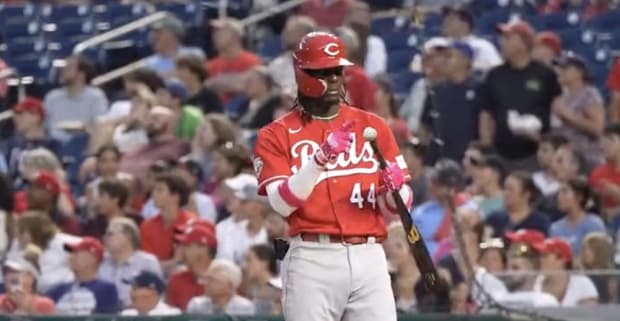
[294,89,350,124]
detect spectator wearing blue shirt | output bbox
[486,171,551,237]
[3,97,61,181]
[410,159,465,256]
[47,237,119,315]
[550,178,606,256]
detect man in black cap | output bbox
[441,6,502,71]
[121,271,180,316]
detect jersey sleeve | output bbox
[254,125,292,195]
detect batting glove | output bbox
[314,121,354,167]
[381,161,405,192]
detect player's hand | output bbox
[381,162,405,192]
[314,121,354,166]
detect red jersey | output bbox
[589,162,620,209]
[140,209,195,260]
[166,268,204,310]
[254,104,408,239]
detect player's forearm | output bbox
[265,159,324,217]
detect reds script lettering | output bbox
[290,134,379,183]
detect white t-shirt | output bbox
[472,267,508,306]
[121,301,181,316]
[364,35,387,77]
[533,274,599,306]
[216,217,269,265]
[112,124,148,154]
[532,171,561,196]
[187,295,255,315]
[99,100,131,121]
[496,291,560,308]
[193,192,218,224]
[39,233,82,293]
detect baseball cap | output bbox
[451,41,474,61]
[410,37,450,72]
[211,18,244,38]
[166,79,188,101]
[3,258,40,279]
[552,52,592,82]
[441,5,474,28]
[174,218,215,235]
[64,237,104,262]
[536,31,562,56]
[124,270,165,294]
[430,158,464,188]
[532,238,572,263]
[496,20,535,45]
[224,173,258,199]
[13,97,45,119]
[505,229,545,245]
[32,170,60,198]
[151,15,184,38]
[174,225,217,249]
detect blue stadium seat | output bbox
[556,28,585,49]
[387,49,417,73]
[371,17,397,35]
[391,71,422,95]
[475,9,515,35]
[587,9,620,32]
[470,0,502,13]
[55,19,95,38]
[423,12,442,30]
[94,3,146,28]
[40,4,91,22]
[382,30,421,51]
[258,34,282,61]
[9,54,50,79]
[6,37,45,59]
[531,12,581,31]
[2,20,40,39]
[0,4,38,24]
[157,2,201,26]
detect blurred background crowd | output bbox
[1,0,620,317]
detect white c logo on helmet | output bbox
[323,43,340,56]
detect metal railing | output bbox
[73,11,172,55]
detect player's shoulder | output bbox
[257,109,302,137]
[342,104,390,129]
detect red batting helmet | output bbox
[293,32,353,98]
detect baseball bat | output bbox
[363,127,441,290]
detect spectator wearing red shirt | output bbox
[590,123,620,220]
[0,252,55,315]
[140,174,195,274]
[299,0,353,29]
[606,58,620,121]
[206,18,261,100]
[335,26,376,111]
[167,220,216,310]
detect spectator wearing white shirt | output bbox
[187,259,255,315]
[121,270,180,316]
[346,1,387,77]
[99,217,162,307]
[441,6,503,72]
[14,211,81,294]
[216,173,269,265]
[533,237,599,306]
[267,15,316,92]
[43,55,108,143]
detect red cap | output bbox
[12,97,45,119]
[294,31,354,70]
[174,225,217,249]
[536,31,562,56]
[64,237,104,262]
[505,229,545,245]
[174,219,215,235]
[32,170,60,197]
[532,238,572,263]
[497,21,535,45]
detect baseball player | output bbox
[253,32,414,321]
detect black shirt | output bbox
[485,209,551,237]
[480,61,561,160]
[421,76,482,163]
[185,87,223,114]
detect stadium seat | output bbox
[94,3,146,29]
[382,30,421,51]
[258,34,283,61]
[157,2,201,27]
[391,71,421,95]
[556,28,586,49]
[55,19,95,38]
[475,9,516,35]
[587,9,620,32]
[6,37,45,59]
[530,12,581,31]
[387,49,417,73]
[9,53,50,79]
[371,16,397,35]
[0,3,38,24]
[40,4,91,22]
[2,20,41,39]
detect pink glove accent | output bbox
[381,161,405,192]
[314,121,354,166]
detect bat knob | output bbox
[363,127,377,142]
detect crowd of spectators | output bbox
[2,0,620,317]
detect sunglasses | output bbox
[305,66,344,78]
